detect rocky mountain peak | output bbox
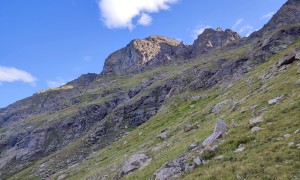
[101,36,181,75]
[191,27,241,57]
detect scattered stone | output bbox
[184,124,199,132]
[202,119,227,147]
[193,157,206,166]
[251,126,263,134]
[257,107,268,115]
[212,100,230,113]
[189,104,195,108]
[268,96,283,105]
[153,154,188,180]
[276,137,283,141]
[231,120,237,128]
[249,116,264,125]
[188,142,200,150]
[283,134,291,138]
[294,129,300,134]
[296,144,300,149]
[295,79,300,86]
[157,132,168,140]
[119,153,152,177]
[234,147,245,153]
[184,125,193,132]
[297,64,300,74]
[266,122,273,125]
[288,142,295,147]
[214,155,224,160]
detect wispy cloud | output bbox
[239,25,254,37]
[260,12,274,20]
[0,65,37,85]
[47,77,68,88]
[191,25,211,39]
[98,0,177,30]
[232,18,243,30]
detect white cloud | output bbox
[47,77,67,88]
[138,13,152,26]
[239,25,254,37]
[232,18,243,30]
[260,12,274,20]
[0,65,37,85]
[98,0,177,30]
[191,25,211,39]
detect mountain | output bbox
[1,0,300,179]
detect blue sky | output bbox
[0,0,286,108]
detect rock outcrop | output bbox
[101,36,181,75]
[191,28,241,57]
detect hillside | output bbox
[0,0,300,179]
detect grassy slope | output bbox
[11,39,300,179]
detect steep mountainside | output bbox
[0,0,300,179]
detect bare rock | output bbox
[157,132,168,140]
[188,142,200,150]
[193,157,206,166]
[249,116,264,125]
[214,155,224,160]
[288,142,295,147]
[251,126,264,134]
[268,96,283,105]
[212,100,230,113]
[202,119,227,147]
[234,147,245,153]
[119,153,151,177]
[231,120,237,128]
[295,79,300,86]
[294,128,300,134]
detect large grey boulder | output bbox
[119,153,151,177]
[202,119,227,147]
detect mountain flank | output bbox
[0,0,300,179]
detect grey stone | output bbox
[231,120,237,128]
[295,79,300,86]
[234,147,245,153]
[288,142,295,147]
[188,142,200,150]
[214,155,224,160]
[268,96,283,105]
[202,119,227,147]
[119,153,151,177]
[251,126,263,134]
[193,157,206,166]
[212,100,230,113]
[157,132,168,140]
[294,129,300,134]
[283,134,291,138]
[249,116,264,125]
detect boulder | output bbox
[277,53,296,67]
[202,119,227,147]
[153,154,187,180]
[212,100,230,113]
[193,157,206,166]
[268,96,283,105]
[119,153,151,177]
[249,116,264,125]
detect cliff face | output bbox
[1,0,300,179]
[101,35,181,75]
